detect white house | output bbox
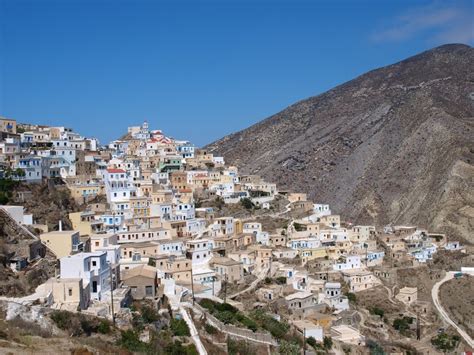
[60,252,111,301]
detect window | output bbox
[92,261,97,266]
[145,286,153,296]
[68,288,73,296]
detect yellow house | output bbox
[234,219,243,234]
[301,248,328,265]
[68,183,104,204]
[69,211,104,236]
[40,230,82,258]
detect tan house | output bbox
[122,265,158,299]
[342,270,380,293]
[210,256,244,283]
[395,287,417,305]
[256,284,283,302]
[51,278,90,310]
[287,193,307,203]
[0,117,17,134]
[40,230,82,258]
[320,215,340,228]
[285,291,317,311]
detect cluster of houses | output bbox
[0,117,465,346]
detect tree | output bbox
[306,336,317,347]
[346,292,357,303]
[323,336,333,350]
[240,198,254,210]
[431,333,460,352]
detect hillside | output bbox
[206,44,474,243]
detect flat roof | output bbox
[285,291,314,301]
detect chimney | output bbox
[59,220,62,232]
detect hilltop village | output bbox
[0,116,472,354]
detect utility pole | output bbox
[302,328,306,355]
[212,276,215,296]
[223,273,228,303]
[190,269,195,305]
[416,310,421,340]
[109,262,115,327]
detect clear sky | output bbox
[1,0,472,146]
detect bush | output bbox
[199,298,217,311]
[141,304,160,323]
[50,310,82,336]
[275,276,287,285]
[97,320,111,334]
[264,277,272,284]
[170,318,190,336]
[307,336,317,347]
[216,310,236,324]
[366,339,385,355]
[240,197,254,210]
[204,324,218,335]
[238,315,258,332]
[165,340,198,355]
[250,309,289,338]
[370,307,385,318]
[279,340,300,355]
[346,292,357,303]
[118,330,150,352]
[431,333,460,352]
[393,316,414,335]
[323,336,333,350]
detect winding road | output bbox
[431,271,474,348]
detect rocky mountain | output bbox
[206,44,474,243]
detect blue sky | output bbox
[1,0,472,146]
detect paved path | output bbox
[229,267,269,299]
[431,271,474,348]
[179,305,208,355]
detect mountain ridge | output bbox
[206,43,474,243]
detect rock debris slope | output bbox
[207,44,474,243]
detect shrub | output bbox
[204,324,218,334]
[366,339,385,355]
[170,318,190,336]
[240,198,254,210]
[215,310,236,324]
[323,336,333,350]
[275,276,287,285]
[279,340,300,355]
[264,277,272,284]
[370,307,385,318]
[141,304,160,323]
[50,310,82,336]
[97,320,111,334]
[165,340,198,355]
[393,316,414,335]
[199,298,216,312]
[431,333,460,352]
[345,292,357,303]
[250,309,289,338]
[306,336,317,347]
[118,330,150,352]
[238,315,258,332]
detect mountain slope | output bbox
[206,44,474,243]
